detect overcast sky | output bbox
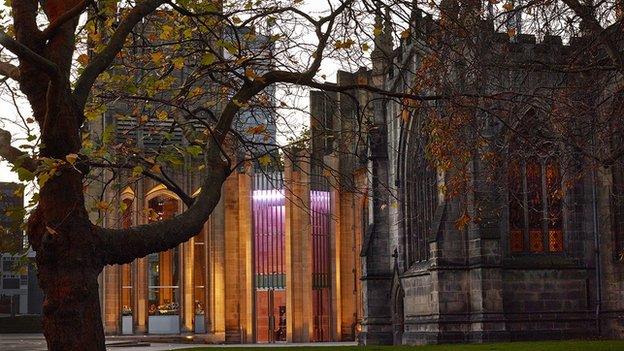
[0,2,347,184]
[0,100,27,183]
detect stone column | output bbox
[238,172,254,342]
[100,169,120,335]
[209,194,226,340]
[201,221,210,335]
[134,181,148,334]
[103,265,120,334]
[330,184,343,342]
[285,153,313,342]
[465,157,507,342]
[325,155,343,341]
[599,166,624,338]
[359,117,393,345]
[338,189,361,341]
[353,168,366,331]
[217,171,254,343]
[224,173,243,342]
[182,238,194,333]
[134,257,148,334]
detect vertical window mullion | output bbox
[541,160,550,251]
[521,159,530,252]
[406,176,413,265]
[411,181,416,263]
[614,164,624,256]
[420,175,425,262]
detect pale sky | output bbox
[0,2,347,184]
[0,99,28,183]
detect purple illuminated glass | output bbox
[252,189,286,289]
[311,190,331,342]
[252,173,332,343]
[252,172,287,343]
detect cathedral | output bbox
[310,5,624,346]
[96,3,624,347]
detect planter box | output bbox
[121,315,133,335]
[194,315,205,333]
[148,315,179,334]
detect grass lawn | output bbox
[178,340,624,351]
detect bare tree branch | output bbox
[88,160,194,206]
[95,0,360,265]
[214,0,353,142]
[562,0,624,71]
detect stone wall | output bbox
[502,268,594,339]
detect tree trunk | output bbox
[25,100,107,350]
[21,97,107,349]
[28,191,107,351]
[39,261,105,351]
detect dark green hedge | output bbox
[0,315,42,333]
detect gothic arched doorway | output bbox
[391,278,405,345]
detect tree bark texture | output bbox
[9,2,172,350]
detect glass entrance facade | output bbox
[120,197,134,334]
[253,173,286,343]
[193,226,207,333]
[311,190,331,342]
[101,170,363,342]
[147,196,180,334]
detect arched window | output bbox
[146,193,181,333]
[613,163,624,260]
[120,196,134,331]
[399,109,438,265]
[191,188,207,333]
[508,111,563,254]
[609,91,624,261]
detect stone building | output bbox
[92,6,366,342]
[309,4,624,346]
[94,18,364,340]
[97,150,365,342]
[0,182,42,316]
[0,182,28,315]
[95,53,365,341]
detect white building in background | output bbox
[0,254,28,315]
[0,182,28,316]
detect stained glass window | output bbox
[311,190,331,342]
[252,173,287,343]
[508,158,563,253]
[612,161,624,261]
[610,92,624,261]
[401,111,437,265]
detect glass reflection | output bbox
[147,196,180,317]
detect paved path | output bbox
[0,334,356,350]
[0,334,48,351]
